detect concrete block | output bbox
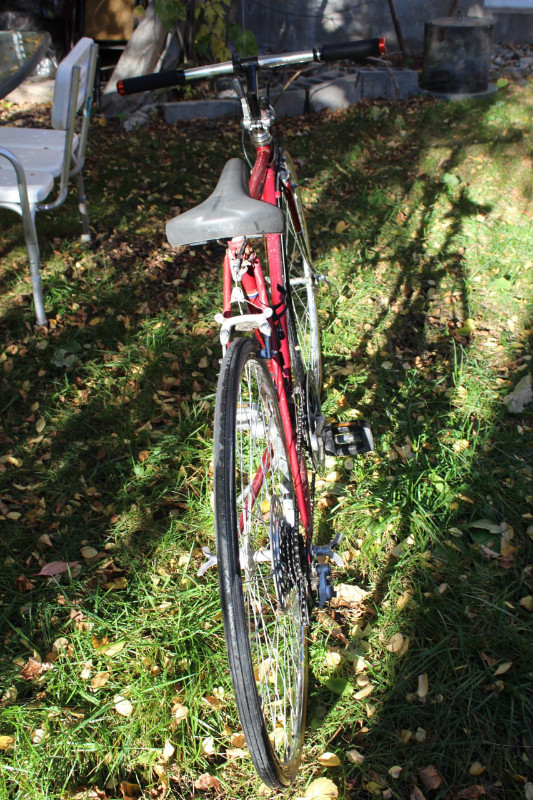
[359,68,420,100]
[390,69,420,98]
[164,99,240,123]
[309,76,361,112]
[271,88,307,117]
[359,68,394,99]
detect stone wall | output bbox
[237,0,532,53]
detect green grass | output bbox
[0,80,532,800]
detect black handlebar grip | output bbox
[117,69,186,96]
[317,38,385,63]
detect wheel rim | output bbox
[235,354,307,767]
[281,162,322,393]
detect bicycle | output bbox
[117,37,382,788]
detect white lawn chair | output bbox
[0,37,98,326]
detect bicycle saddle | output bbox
[166,158,284,247]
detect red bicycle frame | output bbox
[222,142,312,536]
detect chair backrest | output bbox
[52,38,97,131]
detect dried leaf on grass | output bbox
[302,777,339,799]
[417,673,429,700]
[317,752,341,767]
[329,583,368,607]
[162,740,175,762]
[226,747,247,758]
[230,732,246,748]
[389,765,403,779]
[493,661,512,676]
[0,735,15,750]
[354,684,374,700]
[173,703,189,722]
[114,696,133,716]
[346,749,365,764]
[93,639,124,657]
[81,546,99,560]
[410,787,426,800]
[520,595,533,612]
[194,774,222,792]
[201,736,216,756]
[38,560,80,577]
[469,761,486,776]
[91,671,110,689]
[119,783,142,800]
[418,765,442,790]
[386,632,409,655]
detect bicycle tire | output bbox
[280,152,322,394]
[214,336,308,788]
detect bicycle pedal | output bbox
[323,420,374,457]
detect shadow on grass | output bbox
[297,93,533,797]
[0,88,532,798]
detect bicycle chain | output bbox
[292,382,314,624]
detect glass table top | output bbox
[0,30,51,99]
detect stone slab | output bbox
[309,75,362,111]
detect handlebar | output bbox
[117,37,385,97]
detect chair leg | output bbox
[75,173,91,243]
[21,206,48,327]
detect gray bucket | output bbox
[421,17,494,96]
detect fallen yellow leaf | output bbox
[329,583,368,607]
[201,736,216,756]
[469,761,486,776]
[346,748,365,764]
[317,752,341,767]
[114,695,133,716]
[386,632,405,653]
[81,546,99,560]
[91,671,110,689]
[162,740,175,762]
[99,641,125,657]
[230,732,246,748]
[417,673,429,700]
[389,765,403,779]
[519,595,533,612]
[324,651,342,668]
[493,661,512,676]
[302,777,339,799]
[226,747,247,758]
[0,735,14,750]
[355,684,374,700]
[456,318,476,335]
[174,703,189,722]
[119,781,142,799]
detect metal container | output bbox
[421,17,494,95]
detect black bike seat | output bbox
[166,158,284,247]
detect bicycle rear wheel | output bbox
[214,337,308,788]
[280,153,322,394]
